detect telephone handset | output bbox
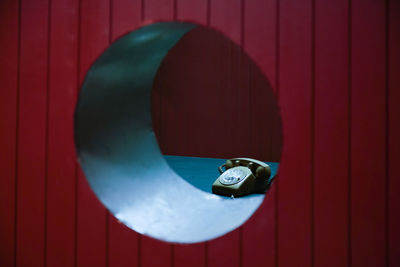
[212,158,272,197]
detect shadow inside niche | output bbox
[152,25,282,192]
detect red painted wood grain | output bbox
[108,217,139,267]
[0,1,397,267]
[240,3,279,266]
[242,1,278,265]
[15,0,49,266]
[177,0,207,24]
[242,186,277,267]
[389,1,400,266]
[0,0,19,266]
[173,243,206,267]
[76,0,110,266]
[314,0,349,266]
[144,0,174,21]
[141,237,173,267]
[243,0,277,81]
[351,0,387,266]
[111,0,142,40]
[278,0,313,266]
[46,0,79,266]
[208,231,241,267]
[210,0,241,46]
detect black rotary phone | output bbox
[212,158,272,197]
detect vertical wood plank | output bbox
[108,220,139,267]
[108,1,141,266]
[46,0,79,266]
[242,188,276,267]
[0,0,19,266]
[208,232,241,267]
[278,0,313,266]
[351,0,387,266]
[141,238,172,267]
[173,243,205,267]
[111,0,142,39]
[16,0,49,266]
[243,0,277,81]
[177,0,206,23]
[142,1,174,266]
[144,0,174,21]
[242,0,278,265]
[389,1,400,266]
[314,0,349,266]
[207,1,242,267]
[173,1,207,266]
[209,0,241,45]
[77,0,110,266]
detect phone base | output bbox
[212,171,268,197]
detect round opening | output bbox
[74,21,282,244]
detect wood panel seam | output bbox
[311,0,316,266]
[44,0,52,264]
[275,0,280,266]
[385,0,390,265]
[13,0,22,265]
[74,0,82,266]
[347,0,352,266]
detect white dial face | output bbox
[219,166,249,185]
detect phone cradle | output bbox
[212,158,271,197]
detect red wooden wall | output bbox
[0,0,399,267]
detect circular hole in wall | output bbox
[75,21,282,244]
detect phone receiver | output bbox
[212,158,272,197]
